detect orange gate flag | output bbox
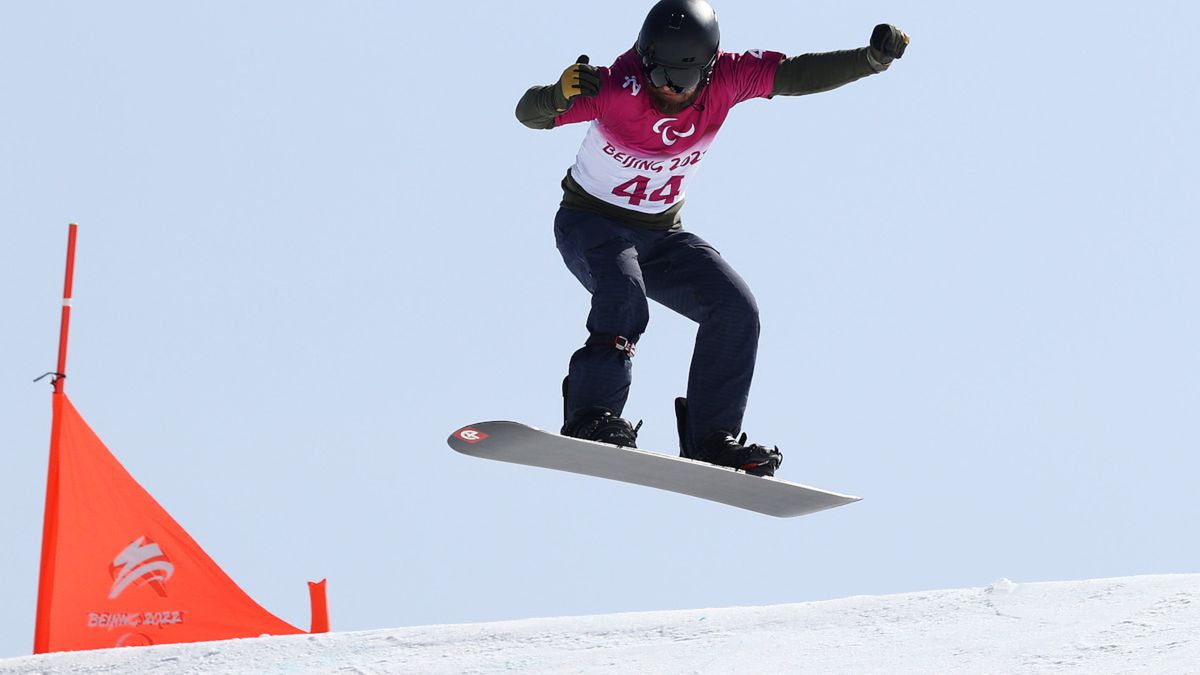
[34,392,329,653]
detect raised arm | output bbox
[771,23,908,97]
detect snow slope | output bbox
[3,574,1197,674]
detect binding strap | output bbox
[586,333,637,358]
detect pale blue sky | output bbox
[2,0,1197,659]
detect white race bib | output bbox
[568,122,711,214]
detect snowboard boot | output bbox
[675,397,782,477]
[561,406,641,448]
[698,431,783,477]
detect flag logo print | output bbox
[109,536,175,599]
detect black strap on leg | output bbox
[586,333,637,358]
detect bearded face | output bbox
[647,81,700,115]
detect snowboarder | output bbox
[516,0,908,477]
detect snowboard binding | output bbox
[674,397,783,477]
[561,406,641,448]
[561,377,641,448]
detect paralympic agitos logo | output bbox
[653,118,695,146]
[109,536,175,599]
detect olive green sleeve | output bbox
[770,47,885,97]
[516,84,568,130]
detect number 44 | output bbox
[611,175,683,206]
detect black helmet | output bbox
[636,0,720,93]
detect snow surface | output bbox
[4,574,1197,674]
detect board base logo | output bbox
[455,428,489,444]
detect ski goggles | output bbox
[644,61,711,93]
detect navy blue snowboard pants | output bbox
[554,207,760,454]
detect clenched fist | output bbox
[869,24,909,64]
[554,55,602,110]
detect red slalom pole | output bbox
[54,224,78,393]
[35,223,77,652]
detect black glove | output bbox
[554,55,602,110]
[869,24,909,64]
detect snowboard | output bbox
[447,421,860,518]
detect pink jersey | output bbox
[556,47,783,214]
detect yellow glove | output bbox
[554,55,602,110]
